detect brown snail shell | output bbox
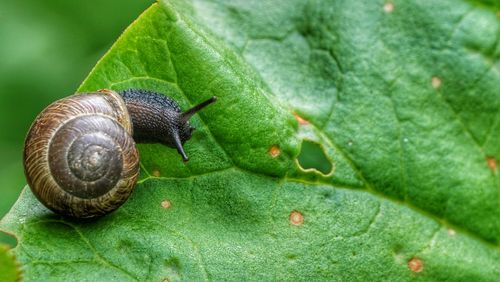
[23,89,217,219]
[23,91,139,218]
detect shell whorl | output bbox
[23,91,139,218]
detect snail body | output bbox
[23,89,216,218]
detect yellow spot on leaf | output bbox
[290,211,304,226]
[269,145,281,158]
[432,76,442,89]
[293,112,310,125]
[384,2,394,13]
[161,200,171,209]
[486,156,497,173]
[408,257,424,273]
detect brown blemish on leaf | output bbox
[269,145,281,158]
[408,257,424,273]
[383,2,394,13]
[152,169,161,177]
[486,156,497,172]
[290,211,304,225]
[431,76,441,89]
[161,200,171,209]
[293,112,310,125]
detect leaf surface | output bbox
[0,244,20,282]
[1,0,499,280]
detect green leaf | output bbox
[2,0,500,280]
[0,244,21,282]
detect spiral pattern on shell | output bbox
[23,91,139,218]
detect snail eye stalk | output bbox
[180,96,218,123]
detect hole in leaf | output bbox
[297,140,332,175]
[0,232,17,248]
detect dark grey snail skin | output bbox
[119,89,217,162]
[23,89,216,218]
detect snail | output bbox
[23,89,217,218]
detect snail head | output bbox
[118,89,217,162]
[163,96,217,162]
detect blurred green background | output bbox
[0,0,153,245]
